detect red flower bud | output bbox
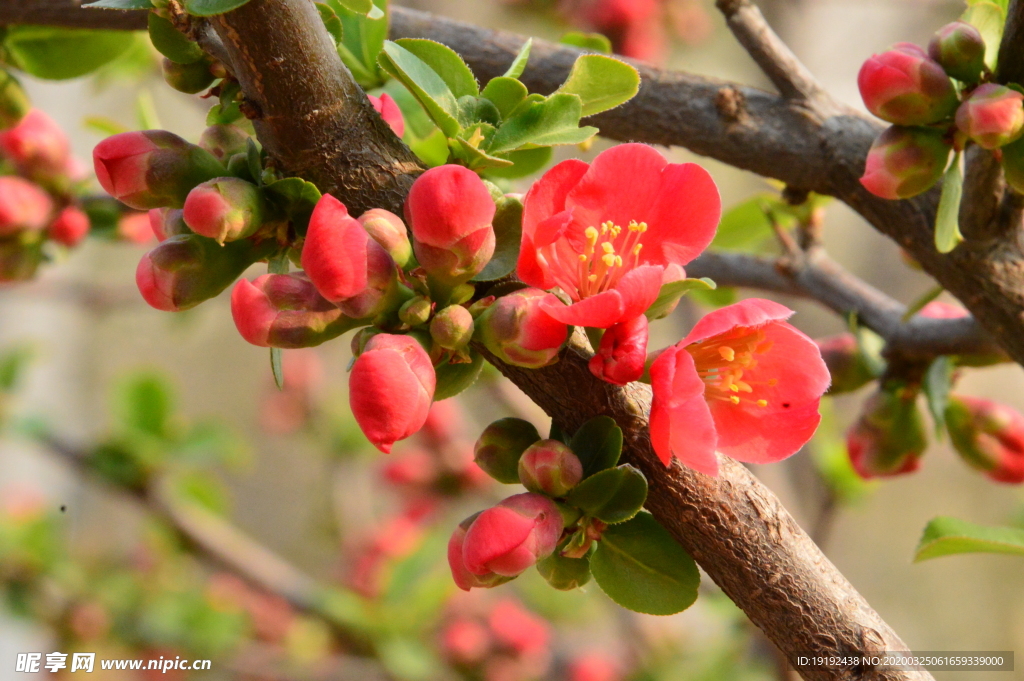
[368,93,405,138]
[945,395,1024,484]
[349,333,436,452]
[135,234,271,311]
[0,176,52,236]
[860,125,951,199]
[430,304,475,350]
[461,493,562,579]
[230,273,358,348]
[0,109,69,176]
[518,439,583,497]
[47,206,90,247]
[475,288,569,368]
[568,654,622,681]
[358,208,412,268]
[0,71,30,130]
[589,315,649,385]
[846,386,927,478]
[93,130,225,210]
[816,333,875,394]
[955,83,1024,150]
[198,124,250,162]
[148,208,191,242]
[448,512,516,591]
[857,44,958,125]
[928,21,986,83]
[183,177,265,244]
[404,164,496,290]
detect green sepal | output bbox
[148,13,205,64]
[472,194,521,281]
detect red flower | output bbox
[518,144,719,329]
[649,298,830,476]
[349,333,435,453]
[589,314,648,385]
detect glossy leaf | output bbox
[379,41,461,137]
[487,93,596,154]
[486,146,554,180]
[915,516,1024,561]
[556,54,640,117]
[570,416,623,478]
[4,27,135,80]
[481,77,528,120]
[334,0,374,14]
[566,465,648,524]
[315,3,344,44]
[502,38,532,79]
[148,13,204,64]
[184,0,252,16]
[935,151,963,254]
[434,351,484,400]
[395,38,479,98]
[645,277,716,320]
[560,31,612,54]
[473,195,521,281]
[264,177,322,233]
[923,355,953,435]
[590,512,700,615]
[331,0,388,88]
[536,539,592,590]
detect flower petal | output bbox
[521,158,590,237]
[614,264,664,320]
[643,162,721,266]
[565,144,668,233]
[540,289,625,328]
[683,298,794,345]
[649,346,718,474]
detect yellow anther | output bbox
[615,255,623,267]
[585,226,599,243]
[602,242,616,254]
[718,347,736,361]
[729,395,741,404]
[578,253,588,262]
[757,399,768,407]
[588,274,598,282]
[601,254,617,267]
[638,221,648,232]
[632,243,643,255]
[729,384,739,392]
[735,380,752,393]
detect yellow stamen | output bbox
[757,399,768,407]
[730,396,741,404]
[718,347,735,361]
[601,254,617,267]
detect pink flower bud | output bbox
[198,124,250,162]
[857,44,958,125]
[945,395,1024,484]
[518,439,583,497]
[475,288,569,368]
[816,333,875,394]
[0,176,52,236]
[47,206,89,247]
[349,333,436,453]
[404,164,496,290]
[0,71,30,130]
[118,212,156,244]
[568,654,622,681]
[448,512,516,591]
[461,493,562,580]
[302,194,399,318]
[928,21,986,83]
[955,83,1024,149]
[183,177,265,244]
[399,295,432,326]
[589,315,649,385]
[846,386,927,478]
[358,208,412,268]
[148,208,191,242]
[368,93,405,138]
[0,109,69,176]
[430,304,475,350]
[230,273,357,348]
[860,125,951,199]
[93,130,225,210]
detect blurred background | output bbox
[1,0,1022,680]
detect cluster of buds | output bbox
[439,597,551,681]
[858,21,1024,199]
[815,333,878,395]
[846,383,927,478]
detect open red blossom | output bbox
[518,144,720,330]
[649,298,830,476]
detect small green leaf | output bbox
[246,138,262,185]
[488,93,596,154]
[456,95,501,128]
[590,512,700,615]
[566,464,648,524]
[84,116,129,136]
[712,194,792,252]
[136,89,160,130]
[645,277,715,320]
[0,346,33,392]
[395,38,479,98]
[4,27,135,80]
[270,348,284,390]
[331,0,388,88]
[84,0,152,8]
[555,54,640,117]
[315,3,344,44]
[690,285,737,308]
[379,41,461,137]
[485,146,553,180]
[570,415,622,478]
[148,13,204,64]
[264,177,322,233]
[434,352,485,400]
[206,101,242,125]
[184,0,252,16]
[115,373,174,439]
[481,77,528,120]
[502,38,532,79]
[961,2,1005,70]
[915,516,1024,561]
[472,195,521,281]
[923,355,953,435]
[559,31,612,54]
[935,151,963,254]
[334,0,372,14]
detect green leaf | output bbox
[331,0,388,88]
[712,194,793,251]
[485,146,553,180]
[487,93,596,154]
[645,277,715,320]
[559,31,612,54]
[923,355,953,435]
[473,195,521,281]
[315,3,344,44]
[395,39,478,98]
[84,116,129,136]
[0,346,33,392]
[433,352,485,400]
[690,285,737,308]
[456,95,500,128]
[448,130,511,171]
[148,13,204,64]
[408,127,450,167]
[536,539,592,590]
[379,41,461,137]
[115,373,174,439]
[566,464,648,524]
[270,348,284,390]
[961,2,1005,70]
[570,415,623,478]
[84,0,152,8]
[481,77,528,120]
[915,516,1024,561]
[264,176,322,233]
[502,38,532,79]
[555,54,640,117]
[136,89,160,130]
[935,151,963,254]
[590,512,700,615]
[901,285,945,322]
[184,0,252,16]
[334,0,372,14]
[246,138,262,186]
[4,27,135,80]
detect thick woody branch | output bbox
[996,0,1024,85]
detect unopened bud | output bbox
[518,439,583,497]
[589,315,648,385]
[93,130,225,209]
[928,21,986,83]
[183,177,265,244]
[231,273,359,348]
[846,386,927,478]
[945,395,1024,484]
[148,207,191,242]
[430,304,474,350]
[475,288,569,368]
[474,417,542,484]
[857,43,958,126]
[448,513,515,591]
[161,57,216,94]
[460,493,563,581]
[358,208,412,268]
[860,125,951,199]
[955,83,1024,150]
[0,70,29,130]
[0,109,69,176]
[47,206,90,247]
[0,176,53,236]
[816,333,875,394]
[199,124,250,162]
[399,295,432,326]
